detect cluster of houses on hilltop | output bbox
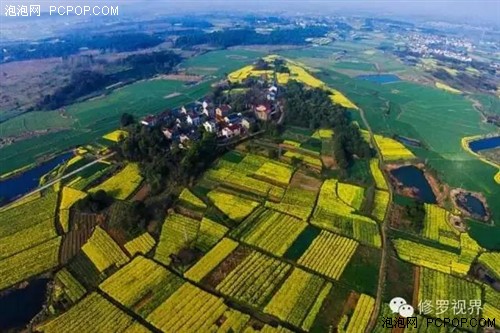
[139,85,281,148]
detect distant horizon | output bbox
[1,0,499,26]
[123,0,500,26]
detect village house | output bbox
[254,103,273,121]
[225,113,242,125]
[221,124,242,138]
[267,85,278,101]
[203,121,217,133]
[241,117,254,130]
[216,105,231,118]
[162,127,173,140]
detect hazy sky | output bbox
[129,0,499,25]
[1,0,499,25]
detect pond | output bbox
[390,165,437,203]
[0,278,50,331]
[468,136,500,153]
[456,192,488,219]
[395,135,422,147]
[356,74,401,84]
[0,151,74,206]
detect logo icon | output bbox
[390,297,415,318]
[390,297,407,313]
[399,304,415,318]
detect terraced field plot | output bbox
[37,292,146,333]
[154,213,200,266]
[297,230,358,280]
[89,163,143,200]
[124,232,155,256]
[418,268,482,331]
[0,191,58,259]
[81,226,129,273]
[207,189,260,222]
[232,208,307,256]
[422,204,460,248]
[264,268,327,327]
[311,179,381,248]
[393,236,481,276]
[216,250,291,308]
[185,238,239,282]
[100,256,184,317]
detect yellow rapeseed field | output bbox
[82,226,129,272]
[298,230,358,280]
[264,268,325,326]
[345,294,375,333]
[435,82,461,94]
[59,186,87,232]
[185,238,238,282]
[102,129,129,142]
[254,161,294,187]
[89,163,143,200]
[374,134,415,161]
[124,232,155,256]
[207,190,260,222]
[369,159,388,190]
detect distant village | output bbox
[139,83,282,148]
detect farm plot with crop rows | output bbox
[371,190,390,222]
[0,236,61,290]
[297,230,358,280]
[264,267,326,327]
[55,268,86,303]
[185,238,239,282]
[369,159,388,190]
[154,213,200,266]
[81,226,129,272]
[393,239,479,276]
[100,256,184,317]
[0,192,58,259]
[124,232,155,256]
[337,182,365,211]
[418,268,482,330]
[89,163,143,200]
[422,204,460,248]
[36,292,143,333]
[59,186,87,232]
[311,179,381,248]
[207,189,260,222]
[232,209,307,256]
[216,250,291,308]
[374,135,415,161]
[145,282,229,332]
[194,217,228,252]
[344,294,375,333]
[265,186,318,221]
[253,161,294,187]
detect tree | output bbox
[120,113,135,127]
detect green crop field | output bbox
[332,61,377,72]
[275,45,500,247]
[180,49,264,76]
[0,79,213,175]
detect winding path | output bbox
[357,106,393,333]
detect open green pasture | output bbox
[0,79,212,174]
[180,49,264,76]
[277,45,500,245]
